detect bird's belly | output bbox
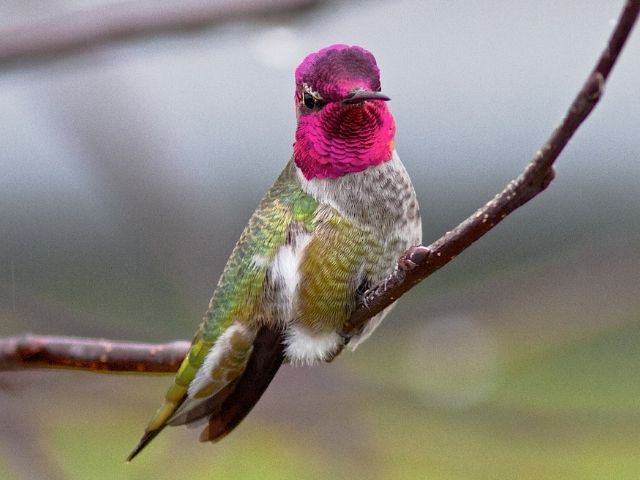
[283,326,343,365]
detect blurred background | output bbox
[1,0,639,478]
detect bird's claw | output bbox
[398,245,430,271]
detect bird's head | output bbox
[293,44,395,180]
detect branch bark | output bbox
[0,335,189,373]
[343,0,640,336]
[0,0,324,66]
[0,1,638,372]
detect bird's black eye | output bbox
[303,92,316,109]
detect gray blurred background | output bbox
[1,1,639,479]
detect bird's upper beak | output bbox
[341,89,390,105]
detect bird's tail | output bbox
[126,333,213,461]
[198,325,284,442]
[126,325,284,460]
[126,426,165,462]
[126,356,193,461]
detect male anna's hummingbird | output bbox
[128,44,421,460]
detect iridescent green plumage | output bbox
[129,44,422,460]
[129,151,419,459]
[129,161,318,456]
[201,160,317,336]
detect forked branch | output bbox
[343,0,640,336]
[1,0,638,373]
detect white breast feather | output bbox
[271,234,311,300]
[270,232,344,365]
[284,327,342,365]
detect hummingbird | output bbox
[127,44,421,460]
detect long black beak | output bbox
[341,89,391,105]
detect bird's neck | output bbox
[295,150,416,235]
[293,103,395,180]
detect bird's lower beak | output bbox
[341,90,391,105]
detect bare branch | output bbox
[0,1,638,372]
[0,0,324,66]
[0,335,188,373]
[342,0,640,337]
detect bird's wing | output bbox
[127,161,317,460]
[187,324,284,443]
[295,205,378,333]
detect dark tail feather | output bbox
[127,389,188,462]
[128,325,283,460]
[199,325,284,442]
[127,427,164,462]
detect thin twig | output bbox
[0,335,189,373]
[342,0,640,336]
[0,0,324,66]
[0,1,638,372]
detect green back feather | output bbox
[144,161,318,431]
